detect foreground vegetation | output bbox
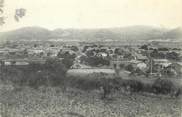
[0,59,182,117]
[0,81,181,117]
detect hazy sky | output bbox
[1,0,182,31]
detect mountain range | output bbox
[0,26,181,42]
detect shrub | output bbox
[152,78,176,95]
[125,64,135,72]
[142,83,153,93]
[66,76,102,91]
[0,58,69,88]
[122,79,143,92]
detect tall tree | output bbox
[0,0,26,26]
[0,0,4,25]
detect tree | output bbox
[71,46,79,52]
[45,58,67,75]
[86,50,95,57]
[125,64,134,72]
[0,0,4,25]
[0,0,26,25]
[81,55,110,67]
[0,16,4,25]
[14,8,26,22]
[50,44,55,47]
[150,49,165,59]
[25,58,69,87]
[114,48,123,55]
[140,44,148,50]
[166,52,180,60]
[123,53,133,60]
[119,64,125,69]
[158,48,169,51]
[57,51,76,69]
[62,58,74,69]
[23,49,28,57]
[82,46,89,53]
[58,51,75,59]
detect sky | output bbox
[1,0,182,31]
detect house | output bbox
[151,59,171,72]
[153,59,171,67]
[134,53,148,62]
[167,63,182,75]
[4,61,11,65]
[0,50,8,56]
[46,49,59,57]
[96,52,108,57]
[128,60,147,71]
[28,49,44,54]
[15,61,29,65]
[0,59,30,66]
[136,62,147,70]
[110,59,147,71]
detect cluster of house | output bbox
[0,42,77,66]
[0,40,182,77]
[75,43,182,77]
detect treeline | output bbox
[140,45,181,61]
[0,58,73,88]
[65,75,181,98]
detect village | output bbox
[1,0,182,116]
[0,40,182,78]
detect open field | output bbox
[0,82,181,117]
[67,68,115,78]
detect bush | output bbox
[84,56,110,67]
[125,64,134,72]
[67,76,102,90]
[45,58,68,75]
[152,78,176,95]
[122,79,144,92]
[0,58,69,88]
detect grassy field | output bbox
[0,65,181,117]
[0,81,181,117]
[67,68,115,77]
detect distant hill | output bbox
[0,27,52,41]
[0,26,181,42]
[164,27,182,39]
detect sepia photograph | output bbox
[0,0,182,117]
